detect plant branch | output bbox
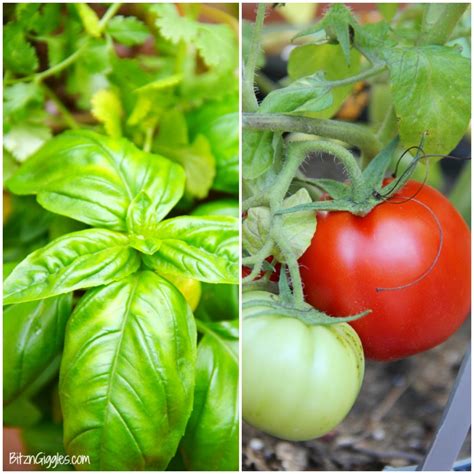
[243,3,266,112]
[327,63,387,88]
[42,83,79,130]
[243,113,382,159]
[418,3,468,46]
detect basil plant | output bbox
[3,130,239,471]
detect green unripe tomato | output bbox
[243,291,364,441]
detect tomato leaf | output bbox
[180,322,238,471]
[4,294,72,405]
[6,131,185,231]
[259,72,333,114]
[244,188,317,262]
[60,272,196,470]
[243,130,274,180]
[294,4,358,66]
[3,229,141,304]
[142,216,239,284]
[386,45,471,155]
[288,44,360,119]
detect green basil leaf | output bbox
[386,45,471,155]
[4,398,42,428]
[3,229,140,304]
[181,322,238,471]
[195,283,239,322]
[6,130,185,231]
[143,216,239,284]
[60,271,196,470]
[4,294,72,405]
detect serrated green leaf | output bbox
[4,83,44,122]
[3,229,141,304]
[259,73,333,114]
[143,216,239,284]
[386,45,471,155]
[180,327,238,471]
[294,4,357,66]
[60,271,196,470]
[4,23,39,75]
[106,15,150,46]
[4,123,52,162]
[7,131,185,231]
[91,89,123,138]
[4,294,72,405]
[288,44,360,119]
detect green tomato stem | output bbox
[326,63,387,88]
[243,113,381,159]
[418,3,468,46]
[243,3,266,112]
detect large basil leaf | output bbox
[59,271,197,470]
[6,130,185,231]
[3,229,140,304]
[142,216,239,284]
[180,320,238,471]
[195,283,239,322]
[4,294,72,405]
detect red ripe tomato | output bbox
[299,180,471,361]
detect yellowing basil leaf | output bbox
[91,89,123,138]
[3,229,140,304]
[60,271,196,470]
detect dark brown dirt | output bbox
[243,320,471,471]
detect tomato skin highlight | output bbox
[299,180,471,361]
[243,291,364,441]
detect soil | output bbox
[242,319,471,471]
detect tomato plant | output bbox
[242,2,470,443]
[3,3,238,471]
[243,291,364,441]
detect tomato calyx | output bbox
[277,136,425,218]
[243,291,371,326]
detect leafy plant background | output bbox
[3,3,239,471]
[242,3,470,471]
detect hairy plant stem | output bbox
[326,63,387,88]
[243,113,381,159]
[243,3,266,112]
[418,3,468,46]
